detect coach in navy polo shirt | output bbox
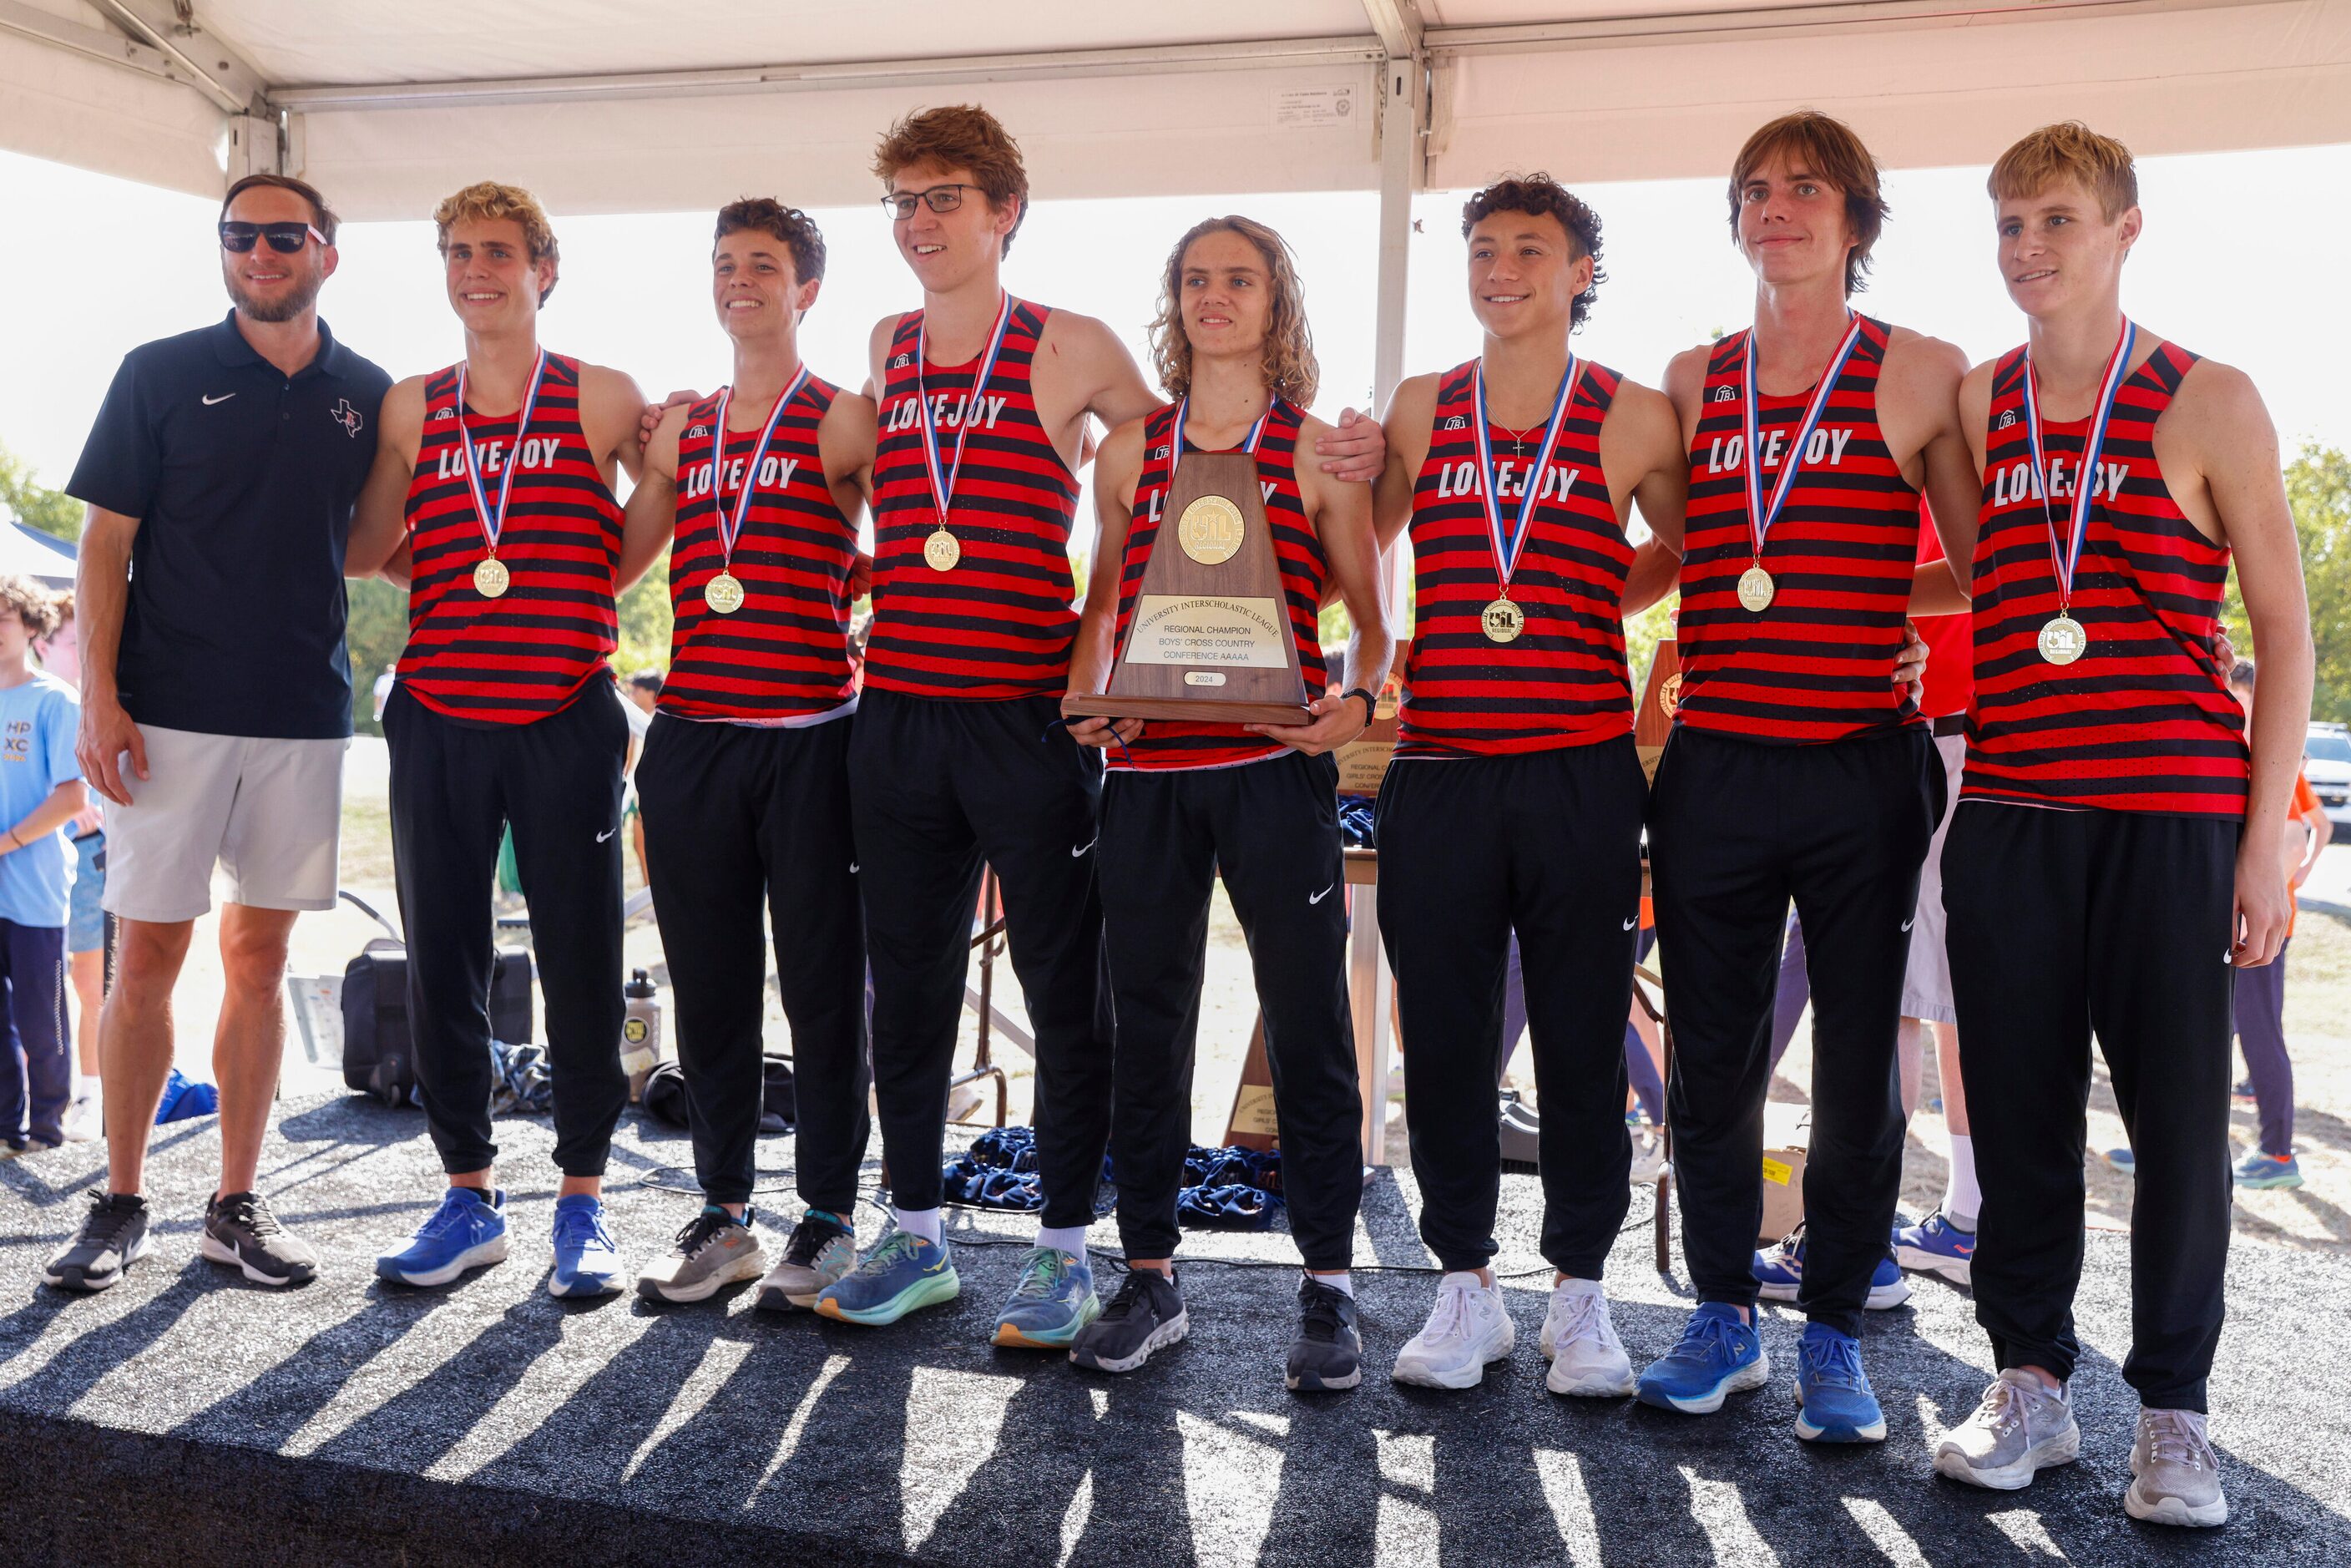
[44,173,391,1297]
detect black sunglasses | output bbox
[220,220,328,255]
[879,184,974,220]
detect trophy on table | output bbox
[1060,448,1312,728]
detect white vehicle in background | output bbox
[2305,722,2351,830]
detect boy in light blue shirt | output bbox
[0,576,87,1153]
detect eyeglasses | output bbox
[879,185,974,220]
[219,221,327,255]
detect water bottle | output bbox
[622,969,662,1103]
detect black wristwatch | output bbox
[1343,687,1377,728]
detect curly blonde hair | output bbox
[434,181,561,304]
[1148,216,1318,406]
[0,575,59,640]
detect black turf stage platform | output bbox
[0,1094,2343,1566]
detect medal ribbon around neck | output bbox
[456,348,549,562]
[710,364,811,572]
[1472,357,1580,596]
[914,293,1014,526]
[2021,317,2136,614]
[1739,313,1864,564]
[1169,395,1272,475]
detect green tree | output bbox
[0,443,82,541]
[344,578,409,736]
[615,552,674,676]
[2221,443,2351,724]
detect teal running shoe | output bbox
[993,1246,1100,1348]
[814,1228,958,1326]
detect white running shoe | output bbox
[60,1094,102,1144]
[1934,1369,2081,1490]
[1390,1272,1515,1389]
[1628,1127,1666,1186]
[1539,1277,1636,1396]
[2126,1407,2227,1527]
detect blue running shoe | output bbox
[1636,1302,1769,1414]
[549,1193,624,1297]
[993,1245,1100,1348]
[1752,1223,1912,1310]
[815,1228,959,1326]
[1891,1210,1976,1285]
[377,1186,508,1288]
[2104,1146,2136,1175]
[2233,1149,2304,1190]
[1792,1323,1885,1443]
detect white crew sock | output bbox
[73,1074,99,1101]
[1035,1224,1089,1258]
[1943,1133,1980,1232]
[1307,1270,1353,1298]
[892,1206,942,1245]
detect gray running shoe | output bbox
[2127,1407,2228,1527]
[637,1205,767,1304]
[1070,1268,1188,1373]
[45,1191,152,1292]
[201,1191,320,1287]
[1933,1369,2081,1490]
[755,1210,857,1312]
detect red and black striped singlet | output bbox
[1108,400,1328,772]
[1395,359,1633,760]
[1676,316,1925,744]
[867,300,1082,700]
[1963,341,2247,817]
[400,353,620,724]
[658,376,857,724]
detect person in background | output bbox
[623,669,660,884]
[0,576,88,1156]
[35,592,107,1143]
[372,660,397,724]
[2228,658,2325,1191]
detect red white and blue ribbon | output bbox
[1169,395,1272,476]
[710,363,811,568]
[1472,357,1580,590]
[915,293,1013,525]
[2022,316,2136,611]
[1740,313,1863,563]
[456,347,549,557]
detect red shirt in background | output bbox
[1914,504,1972,721]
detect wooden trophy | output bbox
[1635,637,1681,784]
[1062,449,1312,728]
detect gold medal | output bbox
[1481,597,1525,644]
[1176,494,1246,566]
[704,571,746,615]
[923,528,961,571]
[2037,613,2087,665]
[473,557,511,599]
[1737,564,1775,613]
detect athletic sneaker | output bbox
[43,1191,152,1292]
[637,1205,766,1303]
[2126,1407,2228,1527]
[755,1209,857,1312]
[2104,1146,2136,1175]
[60,1092,101,1144]
[1891,1210,1976,1286]
[2232,1149,2304,1190]
[1934,1368,2080,1490]
[1287,1277,1363,1392]
[1792,1323,1885,1443]
[1628,1127,1666,1186]
[549,1194,625,1297]
[1752,1224,1912,1310]
[376,1186,508,1288]
[814,1227,958,1326]
[1636,1302,1769,1415]
[993,1246,1100,1348]
[1391,1272,1514,1389]
[201,1190,321,1287]
[1540,1277,1636,1397]
[1070,1267,1188,1373]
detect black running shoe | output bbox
[1070,1268,1187,1373]
[201,1190,321,1287]
[1287,1276,1363,1392]
[44,1191,152,1292]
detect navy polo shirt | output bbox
[68,311,392,739]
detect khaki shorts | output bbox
[1899,728,1969,1025]
[101,726,346,923]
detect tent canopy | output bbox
[9,0,2349,394]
